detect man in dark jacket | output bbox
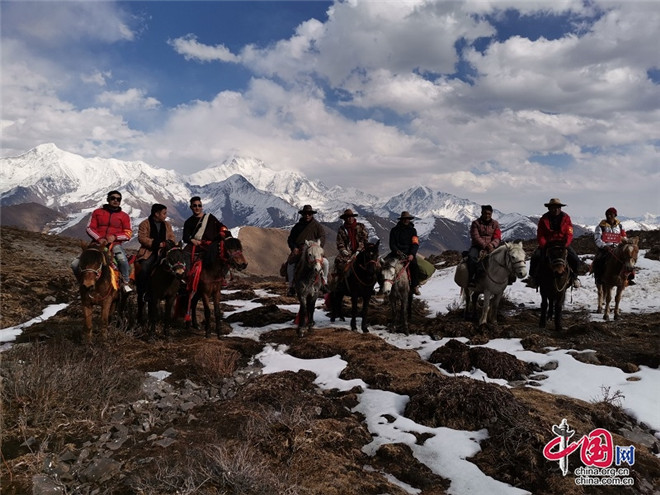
[135,204,177,299]
[286,205,328,296]
[467,205,502,287]
[182,196,231,261]
[388,211,421,295]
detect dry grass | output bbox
[193,344,240,384]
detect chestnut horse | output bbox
[188,237,247,338]
[597,237,639,321]
[76,243,119,344]
[538,242,571,331]
[329,240,380,333]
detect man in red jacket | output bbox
[85,190,134,292]
[530,198,580,288]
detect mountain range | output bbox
[1,144,657,254]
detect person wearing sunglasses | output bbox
[84,190,134,292]
[182,196,231,260]
[285,205,328,296]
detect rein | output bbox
[347,257,379,288]
[383,260,409,286]
[485,247,524,286]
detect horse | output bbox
[143,242,187,338]
[188,237,248,338]
[597,237,639,321]
[380,256,413,335]
[454,242,527,328]
[76,242,119,344]
[537,242,571,331]
[329,240,380,333]
[294,239,324,336]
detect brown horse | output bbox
[76,243,119,344]
[538,242,571,331]
[188,237,247,338]
[597,237,639,321]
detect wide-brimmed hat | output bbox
[481,204,493,212]
[544,198,566,208]
[398,211,415,220]
[340,208,358,220]
[298,205,317,215]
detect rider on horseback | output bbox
[135,204,177,300]
[79,190,134,293]
[333,209,368,288]
[467,205,502,288]
[387,211,421,295]
[183,196,232,259]
[529,198,581,289]
[286,205,329,297]
[593,207,634,285]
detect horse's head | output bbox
[78,244,108,289]
[506,241,528,279]
[619,237,639,271]
[303,239,324,274]
[224,237,248,271]
[162,244,188,279]
[379,256,399,296]
[360,240,381,274]
[545,242,568,274]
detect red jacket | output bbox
[87,205,132,243]
[537,211,573,248]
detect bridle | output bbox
[485,245,525,285]
[347,251,380,288]
[382,259,409,287]
[161,246,187,274]
[80,247,106,281]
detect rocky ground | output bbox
[1,226,659,494]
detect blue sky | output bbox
[1,0,659,219]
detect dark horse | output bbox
[188,237,247,338]
[329,240,380,332]
[294,239,324,337]
[76,243,119,344]
[140,242,187,338]
[597,237,639,321]
[538,242,571,331]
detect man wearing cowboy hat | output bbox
[286,205,328,296]
[467,205,502,288]
[333,208,369,286]
[593,207,634,285]
[387,211,421,295]
[530,198,580,288]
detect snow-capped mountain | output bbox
[1,144,656,253]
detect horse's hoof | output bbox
[330,317,336,323]
[362,327,369,333]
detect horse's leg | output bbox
[479,291,490,328]
[554,291,566,331]
[163,296,174,337]
[201,293,212,338]
[213,288,224,338]
[596,284,604,313]
[603,287,612,322]
[137,287,145,324]
[539,292,548,329]
[350,294,358,331]
[361,294,371,333]
[613,286,623,320]
[489,293,502,326]
[148,293,158,338]
[190,293,200,330]
[307,294,316,330]
[82,304,93,344]
[297,294,306,336]
[402,290,410,335]
[100,297,112,342]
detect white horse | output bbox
[294,239,324,336]
[380,256,413,335]
[454,242,527,328]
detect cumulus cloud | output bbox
[98,89,161,110]
[168,34,240,63]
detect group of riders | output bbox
[73,190,634,305]
[467,198,634,289]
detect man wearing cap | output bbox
[286,205,328,296]
[467,205,502,288]
[530,198,580,288]
[333,208,369,286]
[593,207,634,285]
[388,211,421,295]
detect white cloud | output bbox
[81,71,112,87]
[98,89,161,110]
[168,34,240,63]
